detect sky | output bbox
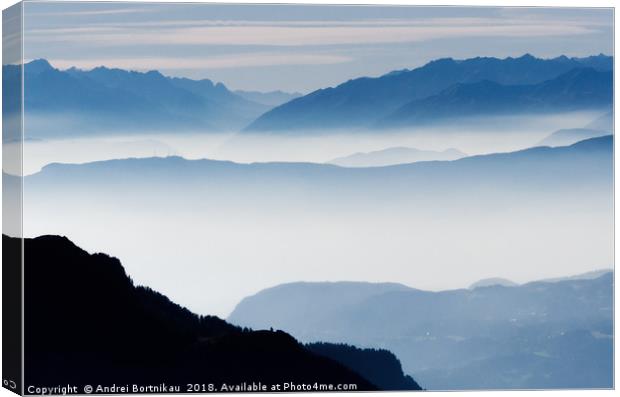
[22,2,613,92]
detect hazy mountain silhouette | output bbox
[14,59,268,136]
[379,68,612,128]
[585,111,613,131]
[229,272,613,390]
[13,234,421,390]
[235,90,302,107]
[27,135,612,210]
[228,282,411,333]
[244,54,612,132]
[537,269,613,283]
[328,147,466,167]
[468,278,517,289]
[466,269,612,289]
[537,111,613,147]
[538,128,611,147]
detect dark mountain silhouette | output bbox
[244,54,612,132]
[306,343,422,390]
[379,68,612,127]
[13,234,421,391]
[13,59,268,137]
[229,272,613,390]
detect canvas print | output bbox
[2,2,614,394]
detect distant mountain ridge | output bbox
[537,110,613,147]
[538,268,613,283]
[29,135,613,204]
[245,54,613,132]
[379,68,612,127]
[9,55,613,136]
[228,271,613,390]
[14,59,269,136]
[228,282,411,332]
[467,268,613,289]
[538,128,611,147]
[329,147,466,167]
[585,111,613,131]
[235,90,302,107]
[15,234,420,390]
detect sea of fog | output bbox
[11,110,613,317]
[22,191,613,318]
[7,110,603,176]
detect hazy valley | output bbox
[5,49,614,391]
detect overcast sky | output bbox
[23,3,613,93]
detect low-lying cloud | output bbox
[47,53,353,71]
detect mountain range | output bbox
[467,269,611,289]
[6,54,613,137]
[228,271,613,390]
[27,135,612,208]
[11,59,274,136]
[245,54,612,132]
[378,68,612,128]
[14,234,420,390]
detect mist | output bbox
[19,110,604,175]
[22,132,613,317]
[22,194,613,318]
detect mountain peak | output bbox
[25,58,54,75]
[517,53,536,60]
[469,277,518,289]
[426,57,457,67]
[145,70,164,78]
[91,65,113,72]
[383,68,412,77]
[552,55,571,63]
